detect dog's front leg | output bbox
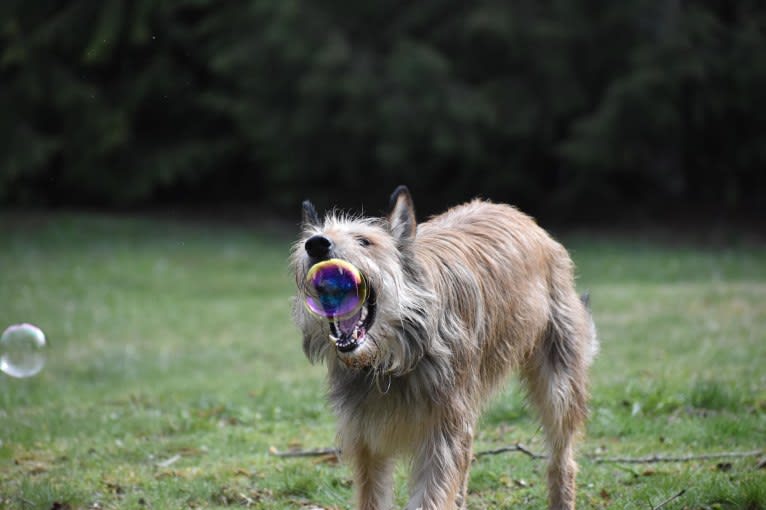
[348,443,395,510]
[405,426,470,510]
[455,425,474,510]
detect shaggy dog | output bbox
[290,186,597,510]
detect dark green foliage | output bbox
[0,1,240,206]
[1,1,764,216]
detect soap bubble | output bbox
[305,259,368,319]
[0,323,47,378]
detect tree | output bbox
[1,0,764,217]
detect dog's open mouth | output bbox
[329,288,377,353]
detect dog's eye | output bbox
[356,236,371,247]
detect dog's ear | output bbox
[301,200,320,229]
[388,185,416,244]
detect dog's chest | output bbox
[335,377,440,455]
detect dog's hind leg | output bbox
[522,289,594,510]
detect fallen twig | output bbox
[474,443,546,460]
[650,488,686,510]
[269,446,340,458]
[270,444,547,460]
[268,445,763,467]
[269,443,547,461]
[589,449,763,464]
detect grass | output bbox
[1,212,764,509]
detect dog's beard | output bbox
[296,274,435,378]
[290,228,436,378]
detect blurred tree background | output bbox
[1,0,764,220]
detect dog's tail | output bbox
[579,291,599,366]
[524,271,597,436]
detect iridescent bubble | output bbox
[305,259,368,319]
[0,323,47,378]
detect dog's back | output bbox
[416,200,595,397]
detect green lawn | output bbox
[1,213,764,510]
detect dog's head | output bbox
[290,186,432,374]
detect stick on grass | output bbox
[270,445,763,468]
[590,449,763,464]
[269,446,340,458]
[650,488,686,510]
[474,443,546,460]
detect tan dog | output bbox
[290,186,597,509]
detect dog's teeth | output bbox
[329,334,338,343]
[351,329,358,340]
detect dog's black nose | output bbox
[305,235,332,259]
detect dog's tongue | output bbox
[336,308,362,337]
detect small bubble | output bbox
[0,323,47,378]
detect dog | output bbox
[290,186,597,510]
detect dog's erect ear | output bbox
[388,185,416,244]
[301,200,320,229]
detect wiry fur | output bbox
[290,187,597,510]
